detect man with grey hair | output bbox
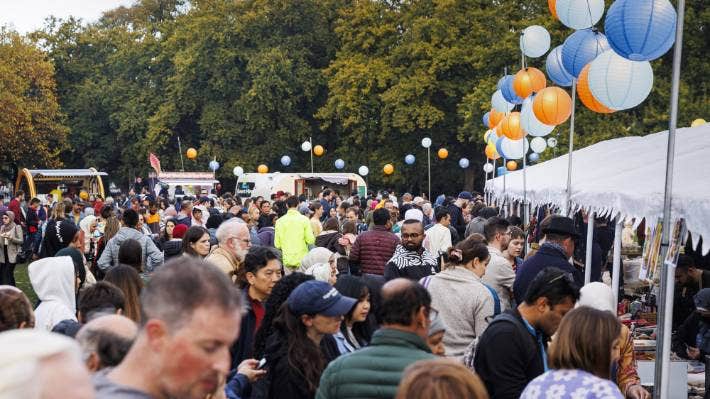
[0,329,95,398]
[93,257,243,399]
[206,218,251,282]
[76,314,138,373]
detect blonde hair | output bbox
[396,358,489,399]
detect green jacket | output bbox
[316,328,434,399]
[274,209,315,267]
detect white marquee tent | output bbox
[485,124,710,253]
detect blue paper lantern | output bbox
[459,158,470,168]
[546,46,574,87]
[562,29,610,78]
[280,155,291,166]
[492,90,514,113]
[556,0,605,30]
[482,111,490,128]
[497,166,507,176]
[501,75,524,104]
[495,137,507,159]
[496,76,507,90]
[588,50,654,110]
[209,160,220,171]
[334,159,345,169]
[404,154,416,165]
[529,152,540,162]
[605,0,677,62]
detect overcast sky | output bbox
[1,0,135,33]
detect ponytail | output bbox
[444,233,489,267]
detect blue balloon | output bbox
[497,166,507,176]
[529,152,540,162]
[334,159,345,169]
[562,29,610,78]
[459,158,470,168]
[209,160,220,171]
[495,137,507,160]
[482,111,490,128]
[280,155,291,166]
[501,75,524,104]
[605,0,677,62]
[404,154,416,165]
[496,76,507,90]
[546,45,574,87]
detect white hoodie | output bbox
[29,256,77,331]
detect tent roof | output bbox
[485,124,710,252]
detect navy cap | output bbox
[288,280,357,317]
[458,191,473,200]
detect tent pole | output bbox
[584,210,594,284]
[564,79,577,216]
[612,216,623,307]
[654,0,685,397]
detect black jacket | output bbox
[162,240,183,261]
[513,243,583,304]
[672,311,706,359]
[447,204,466,238]
[473,308,547,399]
[231,289,257,371]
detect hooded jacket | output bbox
[97,227,164,273]
[29,256,77,331]
[424,267,494,358]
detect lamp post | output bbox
[421,137,432,200]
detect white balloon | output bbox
[556,0,605,30]
[520,97,555,137]
[500,137,530,160]
[233,166,244,176]
[358,166,369,176]
[459,158,470,168]
[483,163,494,173]
[301,141,312,152]
[588,50,654,111]
[530,136,547,153]
[492,90,514,113]
[520,25,551,58]
[547,137,558,148]
[421,137,432,148]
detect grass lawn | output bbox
[14,262,38,304]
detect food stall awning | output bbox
[485,124,710,253]
[29,169,108,178]
[157,172,218,186]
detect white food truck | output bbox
[236,173,367,199]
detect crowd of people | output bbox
[0,181,682,399]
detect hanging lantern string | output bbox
[584,0,596,29]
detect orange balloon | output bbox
[313,145,324,156]
[186,148,197,159]
[383,164,394,175]
[501,112,525,140]
[489,109,504,128]
[485,144,500,160]
[494,120,504,137]
[577,64,614,114]
[548,0,558,19]
[533,86,572,125]
[437,148,449,159]
[257,164,269,174]
[507,160,518,171]
[513,67,547,99]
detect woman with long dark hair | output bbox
[181,226,211,259]
[252,280,355,399]
[333,275,373,354]
[104,264,143,323]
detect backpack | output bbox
[463,312,521,371]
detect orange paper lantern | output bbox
[383,164,394,175]
[577,64,614,114]
[437,148,449,159]
[485,144,500,160]
[506,160,518,171]
[313,145,324,156]
[257,164,269,174]
[548,0,558,19]
[489,109,505,128]
[494,120,504,137]
[500,112,525,140]
[533,86,572,125]
[186,148,197,159]
[513,67,547,99]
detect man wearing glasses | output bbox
[206,218,252,283]
[384,220,438,281]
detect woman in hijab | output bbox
[79,215,98,268]
[0,211,24,286]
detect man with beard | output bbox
[206,218,252,283]
[93,257,243,399]
[384,220,438,281]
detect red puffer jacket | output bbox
[349,226,400,275]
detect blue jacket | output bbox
[513,243,583,304]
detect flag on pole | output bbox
[149,153,161,175]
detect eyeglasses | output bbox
[401,233,422,239]
[428,307,439,322]
[231,236,251,246]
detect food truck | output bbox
[14,168,107,201]
[236,173,367,199]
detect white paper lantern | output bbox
[547,137,558,148]
[556,0,605,30]
[521,96,555,137]
[301,141,312,152]
[483,163,494,173]
[233,166,244,176]
[421,137,432,148]
[520,25,551,58]
[358,166,369,176]
[492,90,514,113]
[530,136,547,153]
[500,137,530,160]
[588,50,654,111]
[209,160,220,171]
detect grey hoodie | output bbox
[97,227,164,273]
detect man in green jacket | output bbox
[316,278,435,399]
[274,195,315,272]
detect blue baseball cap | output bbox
[288,280,357,317]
